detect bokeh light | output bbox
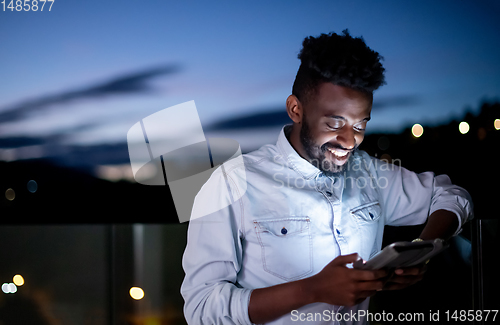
[477,127,486,140]
[130,287,145,300]
[377,136,390,151]
[494,119,500,130]
[13,275,24,286]
[2,283,17,294]
[380,153,392,163]
[459,121,470,134]
[411,124,424,138]
[27,180,38,193]
[5,188,15,201]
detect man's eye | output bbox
[354,122,367,131]
[327,124,343,131]
[327,121,344,130]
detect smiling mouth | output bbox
[326,147,349,159]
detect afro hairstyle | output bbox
[292,29,386,103]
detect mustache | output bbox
[321,143,357,152]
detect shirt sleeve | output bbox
[366,154,474,235]
[181,164,254,325]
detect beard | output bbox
[299,115,356,177]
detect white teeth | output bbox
[328,148,348,157]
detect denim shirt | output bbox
[181,125,473,325]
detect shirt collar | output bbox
[276,125,321,180]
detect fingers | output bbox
[394,265,427,276]
[357,279,385,292]
[390,273,424,285]
[332,253,360,266]
[383,267,426,291]
[351,268,388,281]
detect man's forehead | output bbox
[306,83,372,117]
[314,83,372,101]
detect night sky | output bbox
[1,0,499,176]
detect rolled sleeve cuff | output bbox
[240,288,254,325]
[429,200,473,236]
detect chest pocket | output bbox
[253,217,313,281]
[350,202,382,259]
[350,202,382,223]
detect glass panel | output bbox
[0,225,109,325]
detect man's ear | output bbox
[286,95,303,124]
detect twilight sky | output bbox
[1,0,499,174]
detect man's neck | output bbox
[285,124,308,161]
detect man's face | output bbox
[298,83,372,176]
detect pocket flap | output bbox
[254,217,310,236]
[351,202,382,222]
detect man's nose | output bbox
[336,127,356,150]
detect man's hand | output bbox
[248,253,388,324]
[382,264,427,291]
[307,253,388,306]
[380,208,457,292]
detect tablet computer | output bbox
[353,239,448,270]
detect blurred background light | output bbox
[2,283,17,294]
[377,136,390,151]
[13,274,24,286]
[459,121,470,134]
[411,124,424,138]
[5,188,15,201]
[380,153,392,163]
[144,316,161,325]
[95,164,135,182]
[477,127,486,140]
[27,180,38,193]
[129,286,144,300]
[494,119,500,130]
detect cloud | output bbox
[371,95,420,110]
[205,107,288,131]
[0,121,101,149]
[0,64,181,124]
[0,140,131,169]
[0,136,46,149]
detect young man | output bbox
[181,30,473,324]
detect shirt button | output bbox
[281,227,288,235]
[325,191,332,196]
